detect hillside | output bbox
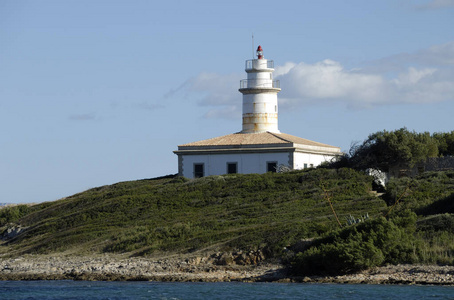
[1,168,453,277]
[0,169,384,256]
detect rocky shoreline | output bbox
[1,254,453,285]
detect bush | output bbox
[0,205,31,227]
[292,234,385,275]
[417,214,454,233]
[417,193,454,216]
[290,216,420,275]
[383,172,454,212]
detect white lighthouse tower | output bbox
[174,44,341,178]
[240,46,281,133]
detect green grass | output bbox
[288,170,454,274]
[0,168,385,257]
[1,168,453,273]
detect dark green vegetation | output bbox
[1,169,385,258]
[289,129,454,275]
[291,214,419,275]
[332,128,454,172]
[1,170,453,276]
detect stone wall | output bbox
[389,156,454,178]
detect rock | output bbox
[0,254,453,284]
[188,257,202,265]
[1,224,27,240]
[234,253,248,265]
[217,253,234,266]
[366,168,388,190]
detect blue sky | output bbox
[1,0,453,203]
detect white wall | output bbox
[293,151,333,170]
[180,152,291,178]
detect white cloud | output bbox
[166,71,242,119]
[274,62,297,77]
[277,60,453,108]
[169,41,454,116]
[276,41,454,109]
[367,41,454,72]
[393,67,436,87]
[277,60,386,107]
[186,72,241,106]
[419,42,454,65]
[391,67,453,104]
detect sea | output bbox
[0,281,453,300]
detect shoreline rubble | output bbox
[1,255,453,285]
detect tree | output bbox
[347,128,438,172]
[433,131,454,156]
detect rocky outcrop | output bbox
[0,224,27,240]
[0,254,453,284]
[294,264,454,285]
[0,254,283,282]
[209,250,266,266]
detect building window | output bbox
[267,162,277,173]
[304,163,308,169]
[227,162,237,174]
[194,163,204,178]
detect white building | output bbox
[174,46,341,178]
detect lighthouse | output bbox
[174,45,341,178]
[240,46,281,133]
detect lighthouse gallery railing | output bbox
[245,59,274,70]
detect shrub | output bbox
[417,193,454,216]
[290,216,420,275]
[0,205,31,227]
[417,214,454,233]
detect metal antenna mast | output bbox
[252,33,254,59]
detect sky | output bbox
[1,0,453,204]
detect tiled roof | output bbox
[178,131,340,150]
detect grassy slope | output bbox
[385,171,454,265]
[1,168,387,258]
[290,170,454,274]
[1,168,453,267]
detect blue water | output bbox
[0,281,453,300]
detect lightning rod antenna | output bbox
[252,33,254,59]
